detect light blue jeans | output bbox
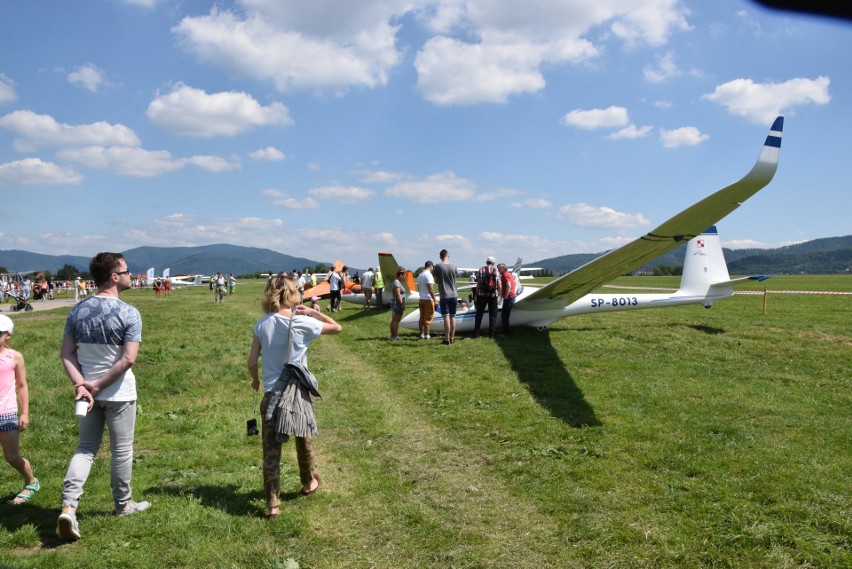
[62,400,137,510]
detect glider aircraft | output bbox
[168,274,205,287]
[399,116,784,333]
[339,252,419,307]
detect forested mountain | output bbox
[532,235,852,276]
[3,235,850,277]
[0,244,321,276]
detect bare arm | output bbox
[66,338,139,399]
[61,334,94,405]
[86,341,139,394]
[14,351,29,430]
[247,335,261,392]
[295,304,342,335]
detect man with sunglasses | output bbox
[57,252,149,541]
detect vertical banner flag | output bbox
[163,268,170,278]
[146,267,154,283]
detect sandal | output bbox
[267,507,280,520]
[12,479,40,505]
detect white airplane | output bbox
[401,116,784,333]
[168,274,205,287]
[339,252,420,307]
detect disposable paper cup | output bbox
[75,399,89,417]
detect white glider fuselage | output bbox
[404,228,746,333]
[399,115,784,333]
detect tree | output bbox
[56,263,83,281]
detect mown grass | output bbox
[0,276,849,568]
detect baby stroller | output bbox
[7,290,34,312]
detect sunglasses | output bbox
[114,270,131,276]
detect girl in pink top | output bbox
[0,314,39,504]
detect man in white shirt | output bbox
[417,261,438,339]
[361,267,375,309]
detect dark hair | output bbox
[439,249,448,260]
[89,252,126,287]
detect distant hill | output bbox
[0,250,91,274]
[4,235,850,277]
[531,235,852,276]
[0,244,322,276]
[120,244,320,276]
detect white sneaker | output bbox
[57,511,81,541]
[391,336,401,341]
[425,335,430,340]
[115,500,151,517]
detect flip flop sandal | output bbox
[12,479,40,504]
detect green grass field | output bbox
[1,276,849,568]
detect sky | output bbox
[0,0,849,271]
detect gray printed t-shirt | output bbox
[64,295,142,402]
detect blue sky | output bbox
[0,0,848,270]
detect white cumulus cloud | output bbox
[415,0,688,105]
[262,188,319,210]
[558,203,650,228]
[308,185,374,204]
[0,110,140,151]
[0,158,83,186]
[147,83,292,137]
[57,146,184,177]
[68,64,107,92]
[173,4,402,92]
[703,76,831,124]
[415,37,549,105]
[385,171,476,204]
[250,146,286,161]
[562,106,630,129]
[659,126,709,148]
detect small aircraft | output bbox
[168,274,205,287]
[339,252,420,307]
[304,261,347,300]
[401,116,784,333]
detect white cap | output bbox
[486,256,496,264]
[0,314,13,334]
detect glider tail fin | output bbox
[378,252,415,294]
[378,252,400,291]
[677,227,731,301]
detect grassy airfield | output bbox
[1,275,849,568]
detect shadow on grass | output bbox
[685,322,726,334]
[496,329,600,428]
[145,483,301,518]
[0,498,111,549]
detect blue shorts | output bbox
[439,297,458,316]
[390,299,405,316]
[0,411,18,431]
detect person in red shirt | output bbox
[497,263,516,336]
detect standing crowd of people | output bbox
[385,249,519,343]
[3,248,517,539]
[4,253,344,539]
